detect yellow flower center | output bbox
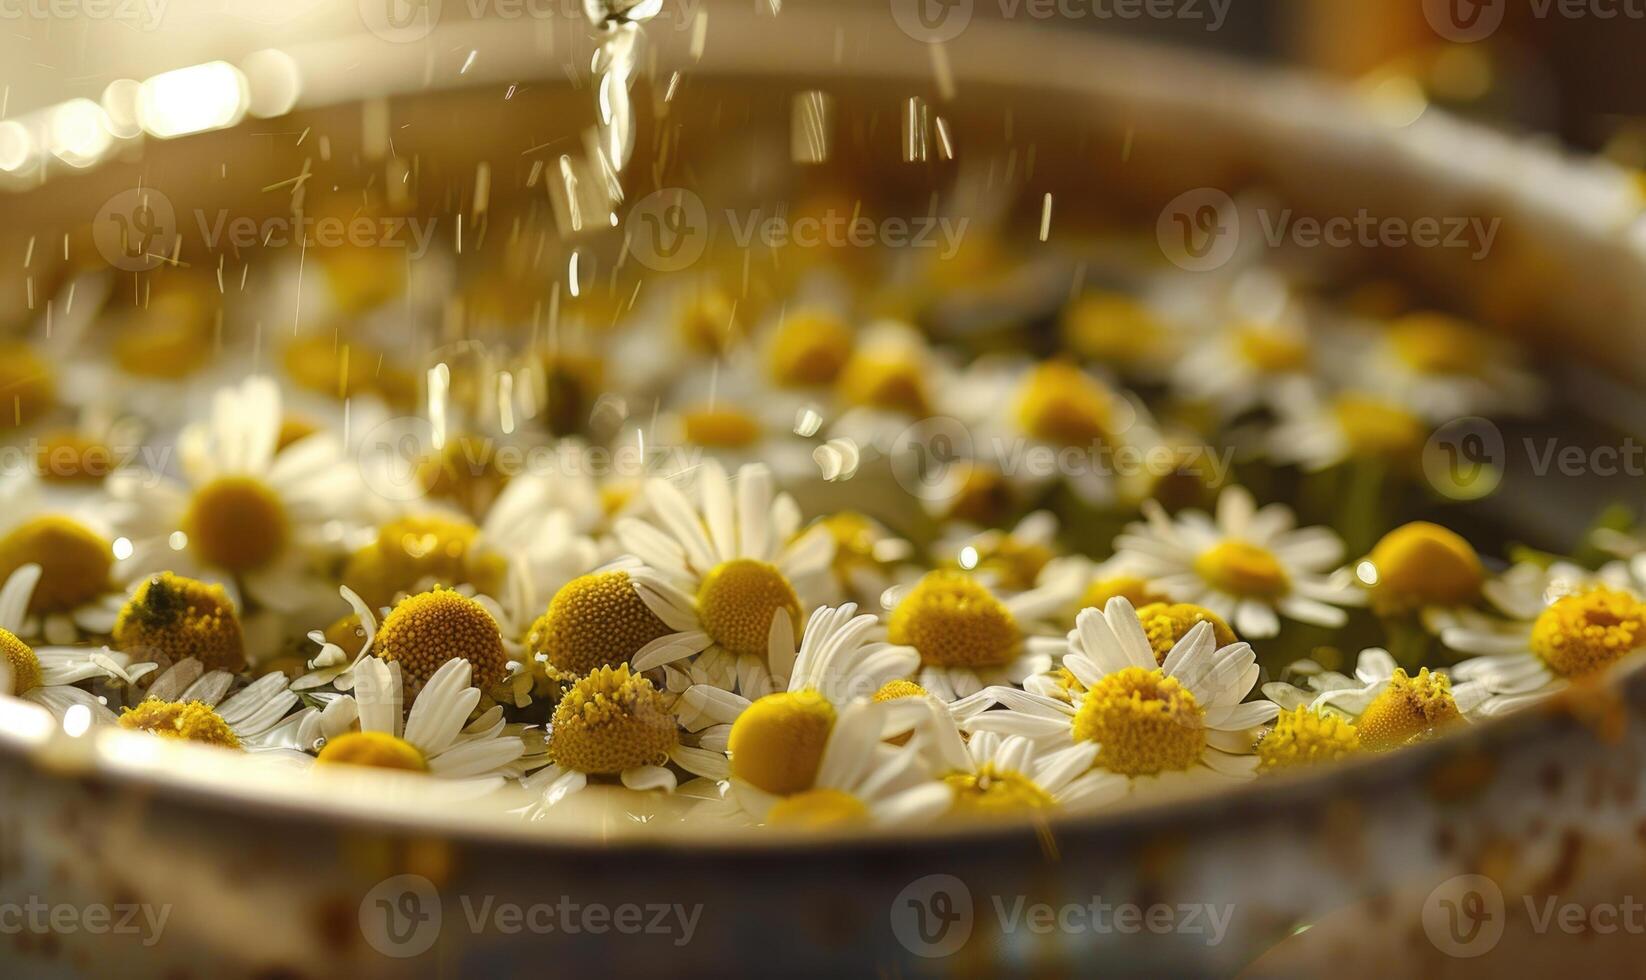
[1079,577,1170,619]
[527,570,674,675]
[1072,667,1205,777]
[0,515,112,613]
[1134,602,1239,664]
[118,698,240,749]
[945,466,1013,526]
[283,334,418,407]
[0,343,55,429]
[1387,313,1488,375]
[835,351,931,417]
[1256,706,1360,772]
[955,538,1055,593]
[1233,324,1310,373]
[0,628,42,693]
[872,679,928,702]
[765,788,870,829]
[695,559,803,659]
[1356,668,1463,751]
[1062,293,1166,366]
[888,571,1021,669]
[416,435,511,515]
[34,430,114,484]
[1332,394,1426,460]
[728,689,836,796]
[767,311,853,388]
[316,731,429,772]
[675,286,742,355]
[1014,362,1114,448]
[112,306,212,380]
[114,572,245,672]
[820,512,890,580]
[184,476,289,573]
[681,407,763,448]
[321,245,408,314]
[344,514,505,608]
[276,417,321,452]
[548,665,677,774]
[1193,540,1289,599]
[1366,522,1483,612]
[1529,588,1646,679]
[946,763,1057,817]
[373,588,509,698]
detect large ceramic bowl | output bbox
[5,6,1646,976]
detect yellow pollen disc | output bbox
[681,407,763,448]
[835,351,932,417]
[1332,394,1426,460]
[1134,602,1239,665]
[1529,588,1646,679]
[1014,362,1114,448]
[343,514,503,609]
[1367,522,1483,612]
[34,430,114,484]
[1233,324,1310,373]
[959,539,1054,593]
[728,689,836,796]
[118,698,240,749]
[316,731,429,772]
[1072,667,1206,777]
[1387,313,1488,375]
[600,483,639,517]
[0,515,113,613]
[111,306,212,380]
[820,512,887,579]
[765,788,870,829]
[374,589,509,697]
[276,417,321,452]
[675,286,742,355]
[1062,293,1166,366]
[283,334,418,407]
[1256,706,1360,772]
[872,679,928,702]
[0,628,42,693]
[416,435,511,515]
[767,311,853,388]
[889,571,1021,669]
[527,571,673,675]
[946,764,1057,817]
[114,573,245,672]
[946,467,1013,526]
[184,476,289,573]
[321,245,408,314]
[0,343,55,429]
[1080,577,1170,619]
[548,665,677,774]
[696,559,803,659]
[1194,540,1289,599]
[1356,668,1463,751]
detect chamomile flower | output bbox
[1170,318,1314,418]
[108,377,364,613]
[808,512,918,609]
[0,475,125,643]
[523,663,723,802]
[1033,554,1171,630]
[934,511,1061,594]
[1352,522,1487,631]
[1264,648,1482,749]
[616,461,835,698]
[0,564,155,724]
[885,569,1074,701]
[722,697,953,828]
[1339,311,1542,421]
[303,656,529,784]
[968,598,1277,792]
[1265,384,1430,472]
[1060,290,1181,381]
[1253,706,1361,773]
[828,322,953,455]
[1113,485,1363,637]
[117,657,302,750]
[1446,563,1646,716]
